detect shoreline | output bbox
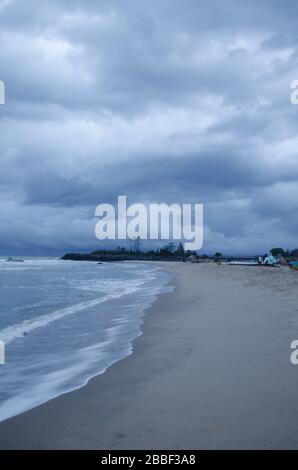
[0,261,173,423]
[0,262,177,449]
[0,262,298,449]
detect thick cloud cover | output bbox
[0,0,298,254]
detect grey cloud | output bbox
[1,0,298,254]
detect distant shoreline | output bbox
[61,250,260,263]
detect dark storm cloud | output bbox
[0,0,298,254]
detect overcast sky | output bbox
[1,0,298,255]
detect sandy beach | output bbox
[0,262,298,449]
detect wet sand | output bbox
[0,262,298,449]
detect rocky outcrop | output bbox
[61,252,186,262]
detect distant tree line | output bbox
[63,242,298,264]
[270,248,298,259]
[92,240,196,259]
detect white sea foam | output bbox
[0,261,173,423]
[0,279,144,345]
[0,325,131,423]
[70,274,154,292]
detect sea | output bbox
[0,257,172,422]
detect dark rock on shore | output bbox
[61,251,186,262]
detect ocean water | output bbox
[0,258,172,422]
